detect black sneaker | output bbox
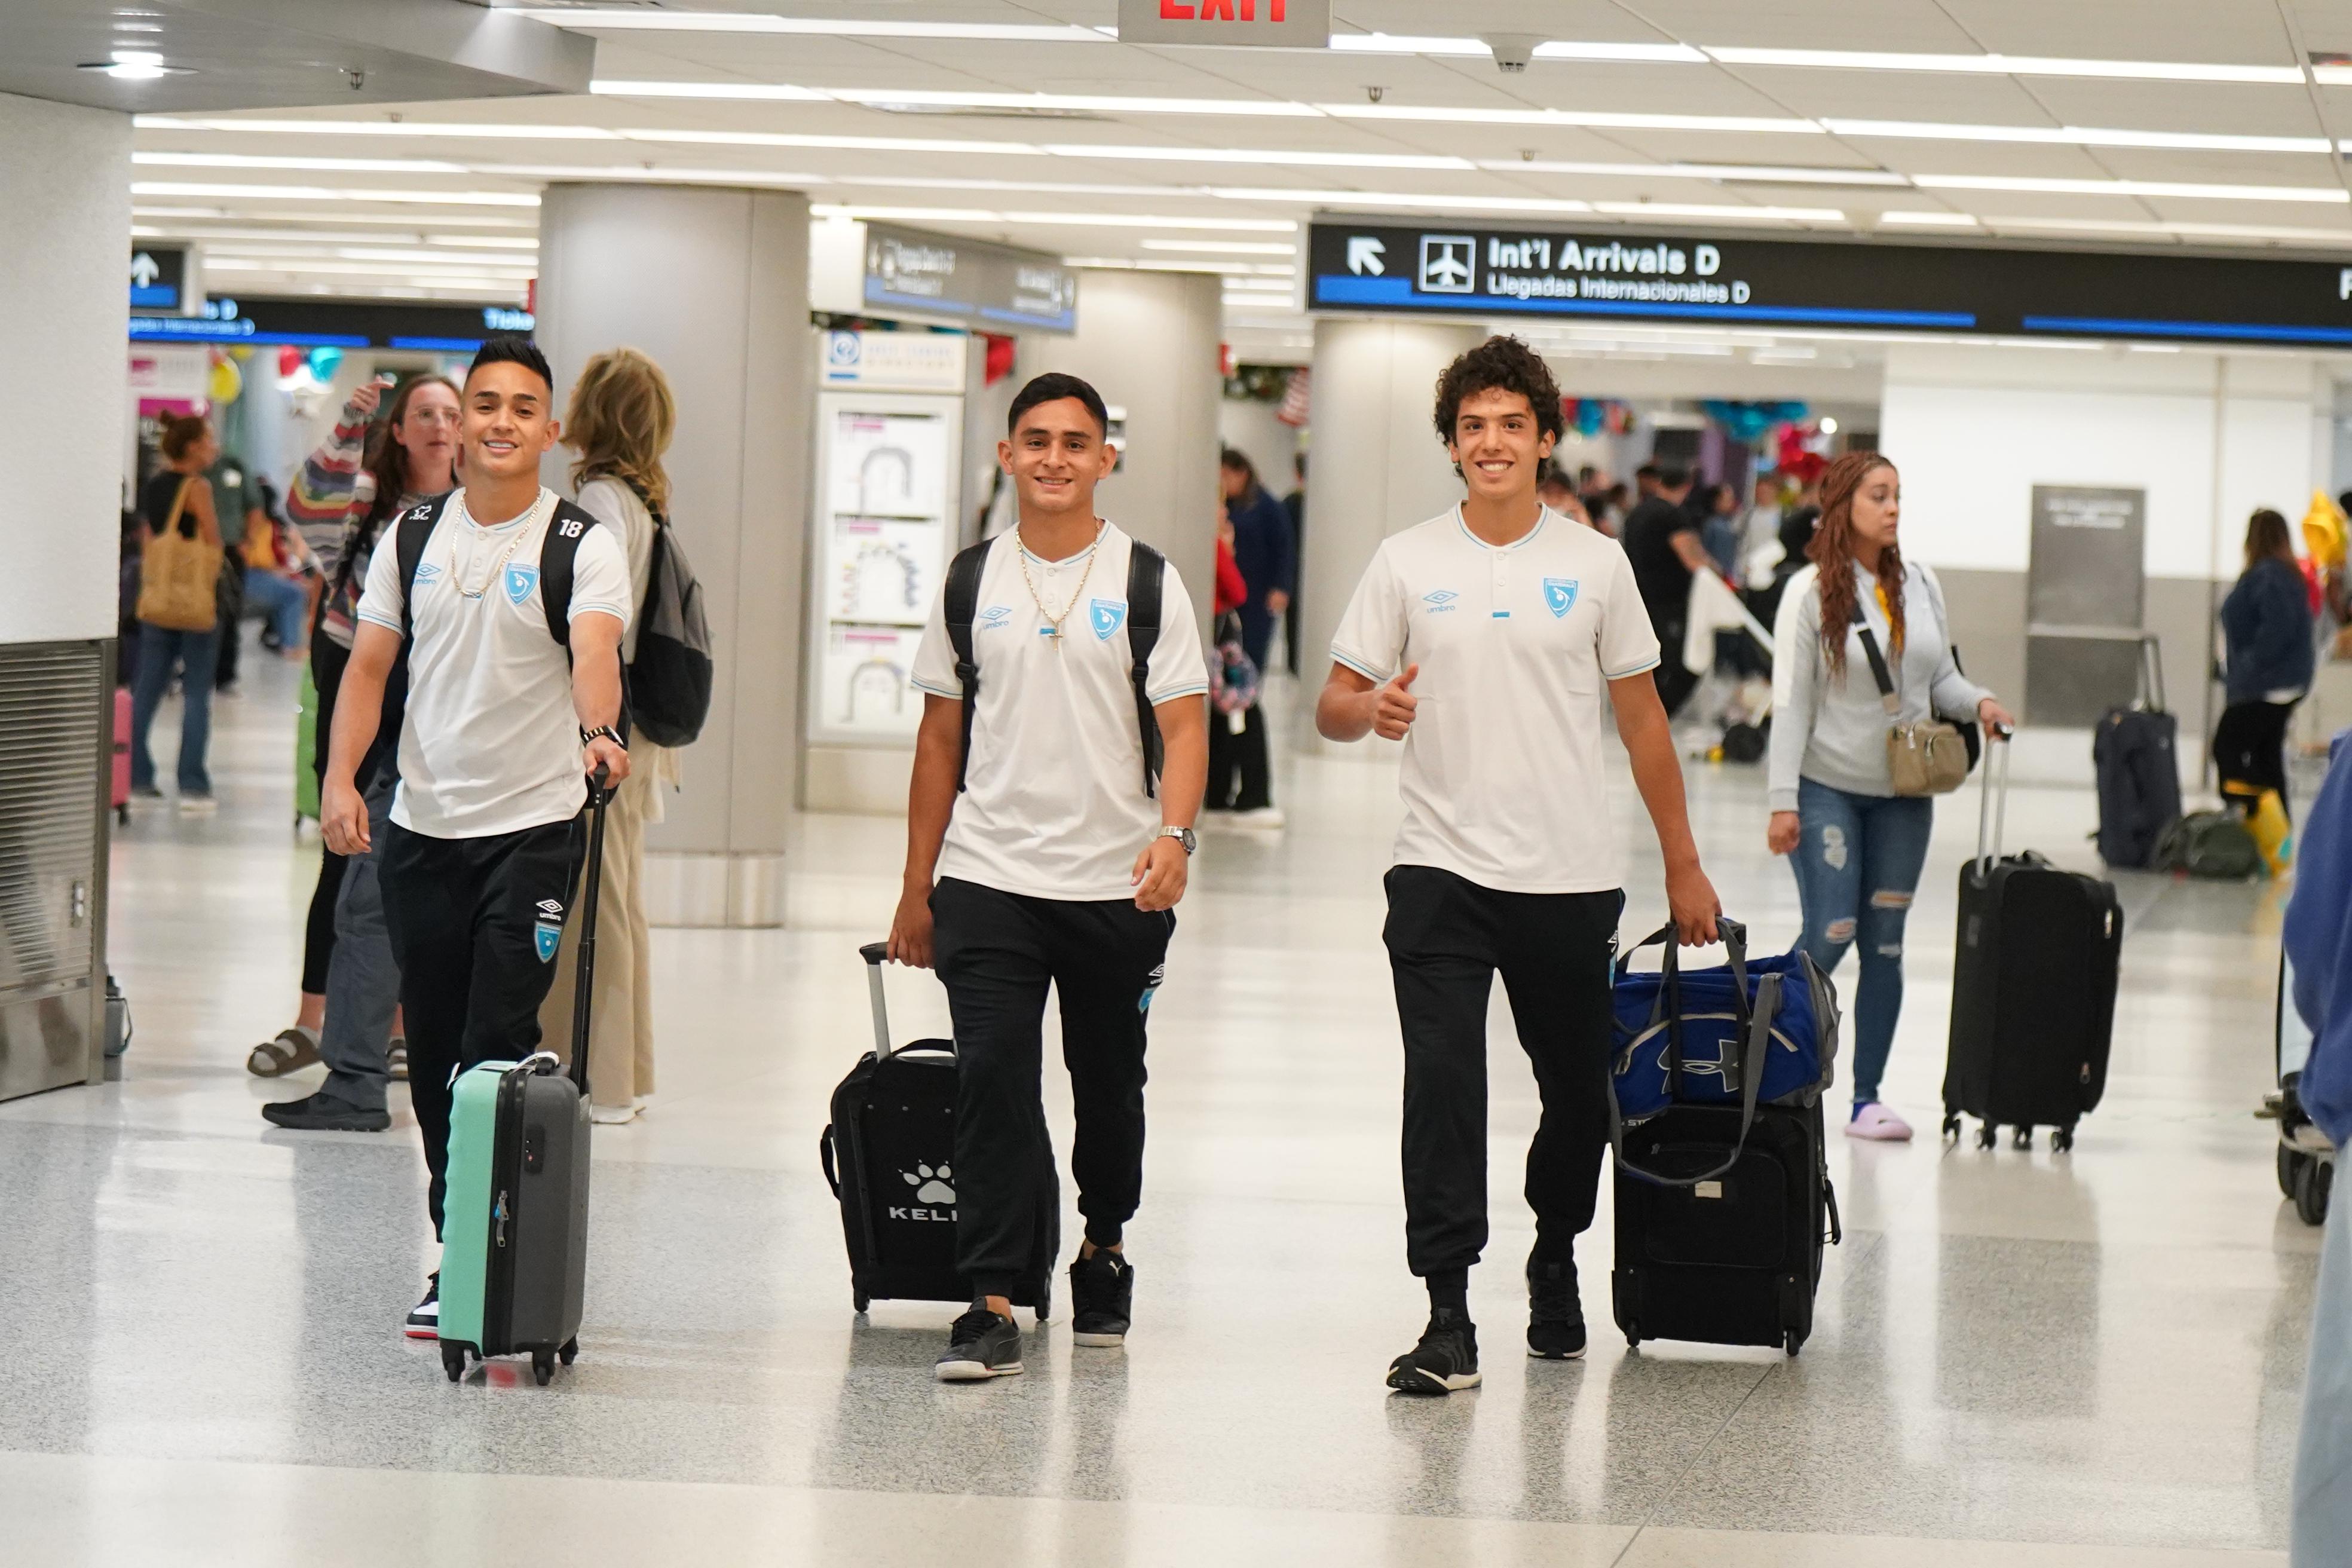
[1069,1249,1134,1347]
[262,1091,391,1132]
[936,1307,1024,1382]
[1386,1308,1481,1394]
[405,1273,440,1340]
[1527,1255,1587,1361]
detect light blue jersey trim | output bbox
[357,608,403,635]
[1147,681,1211,703]
[911,676,962,699]
[1450,505,1549,553]
[1605,657,1663,680]
[1331,649,1388,683]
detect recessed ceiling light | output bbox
[1913,173,2349,203]
[1589,201,1845,221]
[589,81,830,102]
[1044,143,1474,171]
[1324,102,1822,135]
[138,117,622,139]
[1209,186,1592,216]
[81,50,188,80]
[510,10,1109,44]
[1707,47,2302,84]
[130,180,540,207]
[1140,239,1299,255]
[133,151,470,174]
[1879,211,1980,225]
[1825,118,2330,154]
[1489,158,1906,186]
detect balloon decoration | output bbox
[307,345,344,381]
[1560,397,1634,437]
[278,345,307,378]
[1699,400,1808,444]
[2304,489,2347,571]
[206,351,242,406]
[1775,425,1829,485]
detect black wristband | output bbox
[580,725,625,749]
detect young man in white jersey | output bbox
[320,338,633,1339]
[890,373,1209,1382]
[1318,336,1721,1394]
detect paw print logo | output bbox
[903,1163,956,1205]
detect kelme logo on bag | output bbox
[889,1163,956,1222]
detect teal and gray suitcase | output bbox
[437,771,610,1385]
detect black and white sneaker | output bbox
[261,1091,391,1132]
[936,1307,1024,1382]
[405,1273,440,1340]
[1069,1250,1134,1347]
[1386,1309,1481,1394]
[1527,1255,1587,1361]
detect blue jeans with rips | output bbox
[1787,777,1934,1105]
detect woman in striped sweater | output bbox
[248,374,458,1086]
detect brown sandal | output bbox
[247,1027,321,1077]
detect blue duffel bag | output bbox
[1607,917,1842,1184]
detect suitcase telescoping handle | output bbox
[2137,633,2166,713]
[568,764,612,1097]
[858,941,895,1060]
[1974,723,2014,874]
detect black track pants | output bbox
[381,815,584,1237]
[1383,865,1622,1278]
[931,876,1174,1297]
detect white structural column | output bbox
[535,183,814,927]
[2,93,131,648]
[1296,317,1486,751]
[1027,268,1223,651]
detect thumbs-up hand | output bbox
[1373,663,1420,740]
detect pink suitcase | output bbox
[112,686,131,822]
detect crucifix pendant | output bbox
[1040,624,1062,648]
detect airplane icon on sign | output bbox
[1418,236,1475,293]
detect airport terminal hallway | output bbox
[2,656,2314,1566]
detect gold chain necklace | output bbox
[1014,519,1104,648]
[455,497,540,599]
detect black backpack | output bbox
[394,493,630,740]
[941,534,1166,797]
[617,484,712,748]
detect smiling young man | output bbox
[321,338,632,1339]
[890,372,1209,1383]
[1316,336,1721,1395]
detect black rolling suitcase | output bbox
[1608,922,1842,1358]
[1942,729,2123,1153]
[2093,635,2180,869]
[437,769,610,1385]
[820,943,1056,1319]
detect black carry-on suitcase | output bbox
[1941,728,2123,1153]
[2093,635,2181,870]
[437,768,611,1385]
[820,942,1056,1320]
[1609,923,1842,1358]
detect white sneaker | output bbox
[1844,1101,1914,1141]
[176,792,218,816]
[590,1101,641,1125]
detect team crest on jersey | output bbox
[1543,578,1579,618]
[1091,599,1127,640]
[504,564,539,605]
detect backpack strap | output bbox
[942,540,990,794]
[394,494,453,643]
[539,498,599,650]
[1126,541,1166,799]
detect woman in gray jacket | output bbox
[1768,452,2013,1141]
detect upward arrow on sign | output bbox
[1346,237,1386,275]
[130,252,161,287]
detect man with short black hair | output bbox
[891,371,1209,1383]
[323,337,633,1339]
[1622,464,1710,718]
[1317,335,1720,1395]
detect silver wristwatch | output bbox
[1157,825,1198,855]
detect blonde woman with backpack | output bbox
[536,348,680,1123]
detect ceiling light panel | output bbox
[1138,239,1300,255]
[1489,159,1908,186]
[139,117,624,139]
[130,181,540,206]
[1706,47,2303,83]
[1912,173,2349,203]
[133,151,471,174]
[1823,117,2330,153]
[1321,103,1823,134]
[1043,144,1474,171]
[508,10,1111,44]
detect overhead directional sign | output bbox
[863,223,1077,334]
[1117,0,1329,47]
[1309,218,2352,349]
[129,244,189,313]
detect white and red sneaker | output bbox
[404,1273,440,1339]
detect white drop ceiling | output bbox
[116,0,2352,364]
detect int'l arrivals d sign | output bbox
[1116,0,1330,47]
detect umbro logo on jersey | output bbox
[504,564,539,606]
[979,604,1014,632]
[1091,599,1128,640]
[1544,578,1580,618]
[537,899,563,917]
[1422,589,1460,614]
[414,562,443,586]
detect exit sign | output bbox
[1117,0,1329,47]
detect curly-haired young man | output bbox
[1315,336,1720,1394]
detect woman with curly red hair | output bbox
[1767,452,2014,1141]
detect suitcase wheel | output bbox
[1940,1114,1961,1143]
[2050,1126,2074,1154]
[1622,1322,1641,1350]
[1783,1329,1801,1359]
[2011,1125,2035,1152]
[1035,1283,1051,1327]
[1974,1123,1998,1151]
[2280,1144,2307,1200]
[532,1349,555,1386]
[853,1288,870,1314]
[2295,1157,2334,1228]
[440,1343,466,1383]
[559,1337,579,1367]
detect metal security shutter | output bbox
[0,641,105,1101]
